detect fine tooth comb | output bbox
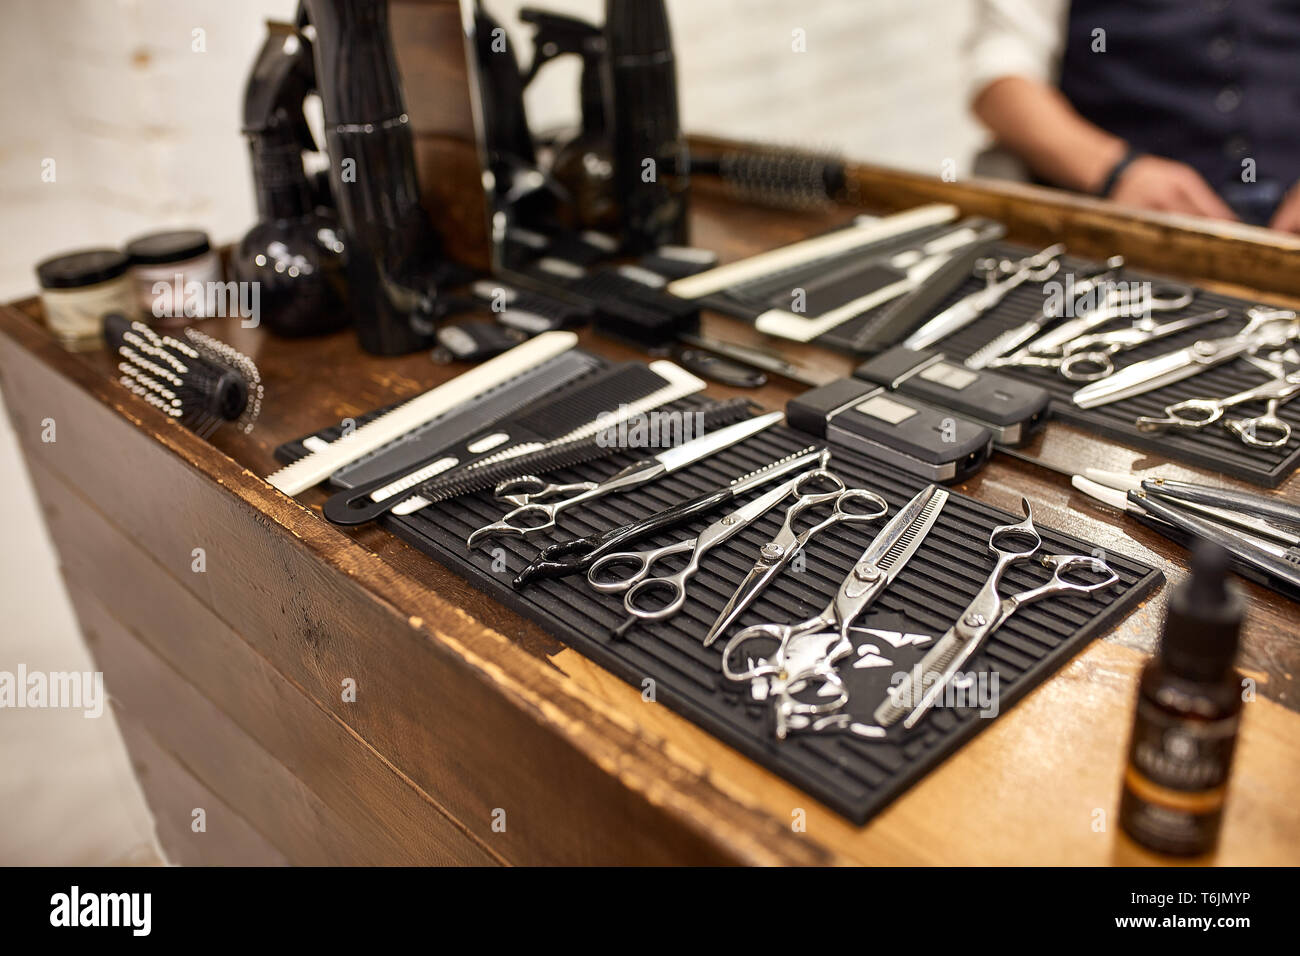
[265,331,578,495]
[323,359,706,524]
[413,398,754,505]
[330,349,601,488]
[104,314,263,438]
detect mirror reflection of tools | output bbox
[1072,305,1300,408]
[902,243,1065,351]
[990,280,1197,371]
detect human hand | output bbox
[1268,182,1300,233]
[1109,156,1238,221]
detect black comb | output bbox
[416,398,754,505]
[322,361,700,525]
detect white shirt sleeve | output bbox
[966,0,1072,105]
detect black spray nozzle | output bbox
[519,7,604,86]
[242,21,316,149]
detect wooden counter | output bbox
[2,175,1297,865]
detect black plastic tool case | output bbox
[816,244,1300,486]
[279,394,1161,823]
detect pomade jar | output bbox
[125,229,223,326]
[35,248,134,351]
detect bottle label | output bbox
[1121,700,1239,855]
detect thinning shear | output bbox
[591,467,846,634]
[720,484,950,739]
[702,487,890,646]
[874,498,1118,730]
[1135,364,1300,448]
[992,280,1197,369]
[1044,308,1228,382]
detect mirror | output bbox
[460,0,693,297]
[462,0,1300,259]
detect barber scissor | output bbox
[590,466,847,635]
[902,244,1065,350]
[720,484,949,739]
[992,280,1197,369]
[874,498,1118,730]
[465,411,782,546]
[702,486,890,646]
[1042,308,1229,382]
[1135,364,1300,448]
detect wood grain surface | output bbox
[1,168,1297,865]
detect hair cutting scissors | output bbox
[720,484,950,739]
[1134,365,1300,448]
[1043,308,1229,382]
[991,280,1197,370]
[591,466,848,634]
[466,411,782,546]
[702,486,890,646]
[874,499,1118,730]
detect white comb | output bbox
[265,331,579,496]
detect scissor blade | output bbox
[652,411,783,473]
[1071,346,1204,408]
[727,446,825,495]
[965,319,1045,369]
[859,484,950,584]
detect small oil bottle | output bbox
[1119,543,1244,856]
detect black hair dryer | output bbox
[234,19,350,338]
[300,0,452,355]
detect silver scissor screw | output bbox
[854,562,881,583]
[965,612,986,627]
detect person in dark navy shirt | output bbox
[968,0,1300,231]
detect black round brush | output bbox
[104,314,263,437]
[689,146,851,210]
[416,397,754,505]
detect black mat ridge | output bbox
[815,243,1300,486]
[279,393,1162,823]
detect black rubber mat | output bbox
[279,393,1162,823]
[817,244,1300,486]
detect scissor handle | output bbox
[1225,402,1293,448]
[586,545,669,593]
[1012,554,1119,607]
[619,572,692,621]
[466,502,559,548]
[1135,398,1223,432]
[827,488,890,522]
[721,622,798,681]
[1146,283,1197,311]
[493,476,596,506]
[1058,350,1115,382]
[773,670,850,739]
[988,499,1042,559]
